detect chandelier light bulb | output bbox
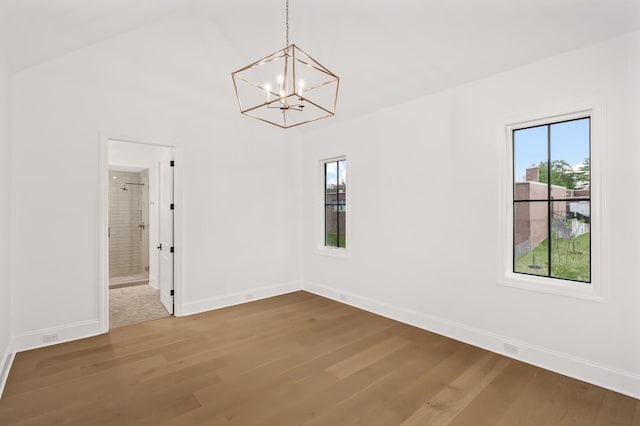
[265,83,271,102]
[277,74,284,95]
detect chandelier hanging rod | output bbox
[285,0,289,47]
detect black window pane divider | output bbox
[336,160,340,248]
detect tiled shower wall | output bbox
[109,170,149,280]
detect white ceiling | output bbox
[1,0,639,118]
[0,0,188,72]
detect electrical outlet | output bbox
[42,333,59,343]
[339,294,346,301]
[246,293,254,300]
[503,343,518,355]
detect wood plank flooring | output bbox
[0,291,638,425]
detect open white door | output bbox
[159,159,174,314]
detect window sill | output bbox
[499,272,606,303]
[315,246,350,259]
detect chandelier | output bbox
[231,0,340,129]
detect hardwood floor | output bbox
[0,291,638,425]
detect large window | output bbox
[324,158,347,248]
[513,117,590,282]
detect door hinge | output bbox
[170,160,175,167]
[170,289,175,296]
[170,203,174,210]
[170,246,174,253]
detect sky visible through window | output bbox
[514,118,589,182]
[326,161,347,187]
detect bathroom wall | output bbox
[140,169,150,283]
[108,170,149,282]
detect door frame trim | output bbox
[99,133,184,333]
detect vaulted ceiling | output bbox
[1,0,639,119]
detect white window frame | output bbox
[316,155,350,258]
[499,107,607,302]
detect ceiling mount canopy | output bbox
[231,0,340,129]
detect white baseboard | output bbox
[0,337,15,399]
[149,274,158,289]
[182,281,303,316]
[13,320,102,352]
[303,281,640,400]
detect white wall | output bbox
[10,11,301,346]
[0,44,14,390]
[301,31,640,397]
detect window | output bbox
[513,116,590,283]
[324,158,347,248]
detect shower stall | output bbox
[108,169,150,288]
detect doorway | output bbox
[100,136,178,331]
[108,168,150,289]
